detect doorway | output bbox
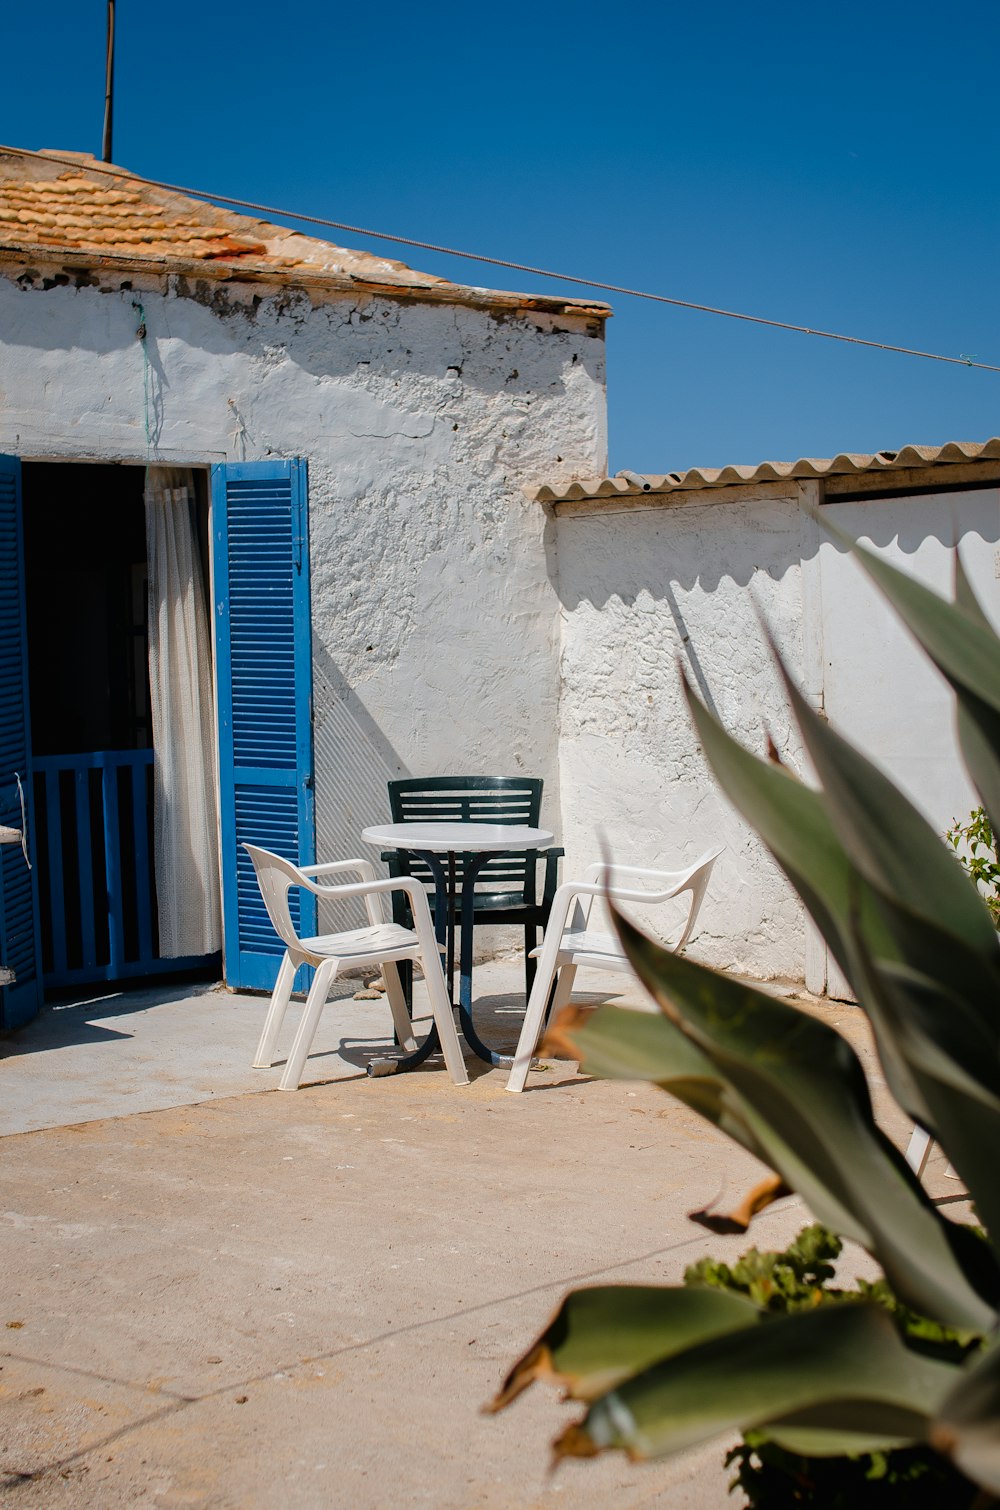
[21,461,219,989]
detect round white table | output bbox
[362,821,554,1067]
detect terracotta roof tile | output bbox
[0,164,268,262]
[0,146,611,319]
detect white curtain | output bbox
[144,468,222,957]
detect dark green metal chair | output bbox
[381,775,562,1003]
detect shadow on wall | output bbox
[547,496,807,608]
[9,281,605,402]
[548,486,1000,608]
[311,643,409,936]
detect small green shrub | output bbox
[727,1435,975,1509]
[685,1225,981,1506]
[947,807,1000,925]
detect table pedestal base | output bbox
[365,848,515,1075]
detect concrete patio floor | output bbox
[0,961,927,1508]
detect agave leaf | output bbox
[863,959,1000,1248]
[842,886,1000,1135]
[956,695,1000,843]
[543,1003,769,1161]
[555,1303,958,1463]
[949,557,1000,833]
[770,637,998,965]
[750,1402,934,1457]
[691,1173,792,1235]
[554,981,877,1246]
[680,670,894,979]
[932,1337,1000,1493]
[953,552,994,633]
[681,674,930,1126]
[611,910,1000,1331]
[487,1284,761,1412]
[688,662,1000,1134]
[832,530,1000,838]
[864,883,1000,1016]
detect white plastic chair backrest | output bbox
[572,846,723,949]
[244,844,310,958]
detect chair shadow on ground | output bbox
[284,1028,494,1086]
[275,987,629,1088]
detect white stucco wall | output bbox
[552,487,813,979]
[0,270,606,903]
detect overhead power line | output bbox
[11,146,1000,375]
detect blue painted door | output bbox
[0,455,43,1027]
[212,460,316,991]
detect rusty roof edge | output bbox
[0,240,611,319]
[531,439,1000,503]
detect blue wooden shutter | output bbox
[0,455,43,1028]
[212,460,316,991]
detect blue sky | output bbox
[3,1,998,473]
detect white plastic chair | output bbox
[506,848,723,1093]
[244,844,469,1091]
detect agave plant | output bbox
[487,536,1000,1499]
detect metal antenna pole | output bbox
[102,0,116,162]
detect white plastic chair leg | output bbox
[905,1125,933,1178]
[421,953,470,1087]
[253,952,297,1068]
[381,961,418,1053]
[548,961,578,1021]
[506,974,552,1093]
[506,958,559,1094]
[279,958,340,1090]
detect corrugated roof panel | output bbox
[533,438,1000,505]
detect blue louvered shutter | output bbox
[0,456,43,1028]
[212,460,316,991]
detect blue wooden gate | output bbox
[31,750,214,989]
[212,460,316,991]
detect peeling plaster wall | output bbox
[553,491,811,980]
[0,273,606,917]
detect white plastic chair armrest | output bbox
[294,873,428,903]
[299,858,377,882]
[581,847,724,898]
[554,878,694,909]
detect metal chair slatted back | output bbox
[388,777,543,898]
[383,775,562,999]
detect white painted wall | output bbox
[0,271,605,925]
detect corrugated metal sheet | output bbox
[0,146,610,320]
[533,439,1000,505]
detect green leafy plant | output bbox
[487,538,1000,1501]
[947,807,1000,925]
[685,1225,979,1506]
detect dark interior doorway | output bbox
[23,463,150,758]
[20,462,216,990]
